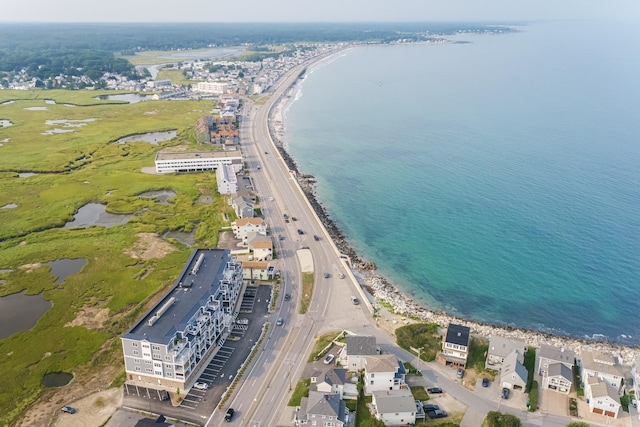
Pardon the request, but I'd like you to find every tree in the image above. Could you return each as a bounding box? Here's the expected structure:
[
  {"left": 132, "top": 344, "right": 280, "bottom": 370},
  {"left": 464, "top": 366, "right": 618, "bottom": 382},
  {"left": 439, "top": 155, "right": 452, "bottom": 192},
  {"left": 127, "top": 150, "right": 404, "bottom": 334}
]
[{"left": 485, "top": 411, "right": 522, "bottom": 427}]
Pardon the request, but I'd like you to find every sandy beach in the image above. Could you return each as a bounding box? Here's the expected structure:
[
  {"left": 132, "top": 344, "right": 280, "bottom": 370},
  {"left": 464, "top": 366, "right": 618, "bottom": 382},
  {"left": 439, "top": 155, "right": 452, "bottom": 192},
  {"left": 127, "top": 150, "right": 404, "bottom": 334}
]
[{"left": 267, "top": 47, "right": 639, "bottom": 365}]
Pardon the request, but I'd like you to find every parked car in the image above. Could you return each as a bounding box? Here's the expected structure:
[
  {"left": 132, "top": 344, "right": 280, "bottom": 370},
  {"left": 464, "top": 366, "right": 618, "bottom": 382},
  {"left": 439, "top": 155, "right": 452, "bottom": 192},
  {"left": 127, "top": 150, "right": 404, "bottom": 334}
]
[
  {"left": 279, "top": 235, "right": 285, "bottom": 240},
  {"left": 276, "top": 317, "right": 283, "bottom": 326},
  {"left": 283, "top": 213, "right": 289, "bottom": 219},
  {"left": 427, "top": 409, "right": 448, "bottom": 419},
  {"left": 160, "top": 390, "right": 170, "bottom": 401},
  {"left": 427, "top": 387, "right": 443, "bottom": 394},
  {"left": 284, "top": 293, "right": 291, "bottom": 301},
  {"left": 257, "top": 165, "right": 261, "bottom": 170},
  {"left": 324, "top": 354, "right": 335, "bottom": 365},
  {"left": 291, "top": 216, "right": 297, "bottom": 221},
  {"left": 193, "top": 382, "right": 209, "bottom": 390},
  {"left": 225, "top": 408, "right": 235, "bottom": 422},
  {"left": 482, "top": 377, "right": 490, "bottom": 387},
  {"left": 324, "top": 272, "right": 330, "bottom": 278},
  {"left": 297, "top": 229, "right": 304, "bottom": 235},
  {"left": 313, "top": 235, "right": 320, "bottom": 241},
  {"left": 501, "top": 387, "right": 510, "bottom": 399},
  {"left": 423, "top": 404, "right": 440, "bottom": 411},
  {"left": 457, "top": 368, "right": 464, "bottom": 378},
  {"left": 351, "top": 296, "right": 360, "bottom": 305},
  {"left": 61, "top": 406, "right": 76, "bottom": 414}
]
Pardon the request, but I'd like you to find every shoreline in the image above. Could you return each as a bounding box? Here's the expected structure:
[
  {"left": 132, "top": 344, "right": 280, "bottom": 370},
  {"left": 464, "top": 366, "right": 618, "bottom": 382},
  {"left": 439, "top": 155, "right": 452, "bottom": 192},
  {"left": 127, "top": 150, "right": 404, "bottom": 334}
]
[{"left": 265, "top": 48, "right": 639, "bottom": 363}]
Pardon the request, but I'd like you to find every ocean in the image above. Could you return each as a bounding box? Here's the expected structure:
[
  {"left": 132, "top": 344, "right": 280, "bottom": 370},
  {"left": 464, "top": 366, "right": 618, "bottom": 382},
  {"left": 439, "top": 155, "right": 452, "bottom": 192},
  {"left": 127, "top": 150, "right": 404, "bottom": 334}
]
[{"left": 283, "top": 21, "right": 640, "bottom": 343}]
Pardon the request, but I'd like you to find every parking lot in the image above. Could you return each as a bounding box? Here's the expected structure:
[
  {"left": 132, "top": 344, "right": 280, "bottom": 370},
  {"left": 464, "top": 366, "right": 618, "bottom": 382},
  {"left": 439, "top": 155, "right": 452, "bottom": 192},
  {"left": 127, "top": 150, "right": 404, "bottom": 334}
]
[{"left": 122, "top": 284, "right": 272, "bottom": 425}]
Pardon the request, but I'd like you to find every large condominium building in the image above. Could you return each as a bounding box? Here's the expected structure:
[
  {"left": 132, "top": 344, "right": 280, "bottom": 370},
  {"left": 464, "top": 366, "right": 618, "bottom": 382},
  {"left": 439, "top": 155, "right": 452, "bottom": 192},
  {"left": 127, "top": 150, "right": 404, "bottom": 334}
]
[
  {"left": 121, "top": 249, "right": 243, "bottom": 393},
  {"left": 154, "top": 150, "right": 243, "bottom": 174}
]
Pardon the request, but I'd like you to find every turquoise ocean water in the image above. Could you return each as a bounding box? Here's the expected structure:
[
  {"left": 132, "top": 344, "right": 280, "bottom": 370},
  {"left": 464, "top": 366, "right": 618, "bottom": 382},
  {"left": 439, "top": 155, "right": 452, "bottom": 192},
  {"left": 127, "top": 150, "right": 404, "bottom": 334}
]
[{"left": 284, "top": 21, "right": 640, "bottom": 343}]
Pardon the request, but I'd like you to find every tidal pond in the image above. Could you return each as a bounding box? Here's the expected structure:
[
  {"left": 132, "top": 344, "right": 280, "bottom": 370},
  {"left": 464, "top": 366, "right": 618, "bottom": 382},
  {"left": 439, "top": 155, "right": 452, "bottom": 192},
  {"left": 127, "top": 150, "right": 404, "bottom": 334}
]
[
  {"left": 46, "top": 258, "right": 86, "bottom": 284},
  {"left": 0, "top": 291, "right": 52, "bottom": 340},
  {"left": 64, "top": 203, "right": 131, "bottom": 228}
]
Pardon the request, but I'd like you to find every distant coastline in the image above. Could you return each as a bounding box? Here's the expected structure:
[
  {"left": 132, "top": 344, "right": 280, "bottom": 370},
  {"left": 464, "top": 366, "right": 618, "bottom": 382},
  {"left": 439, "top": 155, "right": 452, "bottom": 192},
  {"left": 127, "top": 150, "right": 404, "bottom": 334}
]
[{"left": 265, "top": 43, "right": 639, "bottom": 362}]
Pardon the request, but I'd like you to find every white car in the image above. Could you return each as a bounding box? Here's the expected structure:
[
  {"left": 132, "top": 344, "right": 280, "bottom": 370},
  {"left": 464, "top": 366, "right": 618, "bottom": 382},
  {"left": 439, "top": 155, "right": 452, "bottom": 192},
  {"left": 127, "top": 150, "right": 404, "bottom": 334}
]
[
  {"left": 324, "top": 354, "right": 335, "bottom": 365},
  {"left": 193, "top": 382, "right": 209, "bottom": 390}
]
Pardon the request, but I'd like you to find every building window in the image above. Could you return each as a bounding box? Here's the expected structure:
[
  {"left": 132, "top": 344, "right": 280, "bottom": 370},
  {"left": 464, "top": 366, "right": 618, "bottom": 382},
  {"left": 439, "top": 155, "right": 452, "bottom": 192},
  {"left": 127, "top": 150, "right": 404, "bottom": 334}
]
[
  {"left": 152, "top": 345, "right": 160, "bottom": 351},
  {"left": 133, "top": 350, "right": 139, "bottom": 356},
  {"left": 165, "top": 355, "right": 172, "bottom": 362},
  {"left": 145, "top": 368, "right": 152, "bottom": 373},
  {"left": 132, "top": 342, "right": 138, "bottom": 347},
  {"left": 142, "top": 343, "right": 150, "bottom": 349},
  {"left": 134, "top": 358, "right": 140, "bottom": 364},
  {"left": 144, "top": 360, "right": 152, "bottom": 365},
  {"left": 135, "top": 366, "right": 141, "bottom": 372}
]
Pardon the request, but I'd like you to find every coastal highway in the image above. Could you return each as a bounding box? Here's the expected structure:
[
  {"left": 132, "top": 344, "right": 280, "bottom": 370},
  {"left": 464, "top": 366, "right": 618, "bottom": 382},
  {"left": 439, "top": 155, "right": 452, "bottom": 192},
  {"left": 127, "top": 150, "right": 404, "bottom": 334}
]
[{"left": 203, "top": 54, "right": 377, "bottom": 426}]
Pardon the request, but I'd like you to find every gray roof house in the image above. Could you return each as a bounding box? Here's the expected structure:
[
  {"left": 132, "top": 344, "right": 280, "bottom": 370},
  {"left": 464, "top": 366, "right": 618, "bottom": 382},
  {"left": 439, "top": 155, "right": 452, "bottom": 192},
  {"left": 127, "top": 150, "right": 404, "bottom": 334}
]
[
  {"left": 586, "top": 376, "right": 621, "bottom": 418},
  {"left": 342, "top": 335, "right": 377, "bottom": 371},
  {"left": 296, "top": 391, "right": 347, "bottom": 427},
  {"left": 372, "top": 389, "right": 416, "bottom": 426},
  {"left": 316, "top": 368, "right": 347, "bottom": 398},
  {"left": 500, "top": 350, "right": 528, "bottom": 390},
  {"left": 231, "top": 195, "right": 254, "bottom": 219},
  {"left": 544, "top": 362, "right": 573, "bottom": 394},
  {"left": 486, "top": 336, "right": 526, "bottom": 370},
  {"left": 537, "top": 344, "right": 575, "bottom": 376}
]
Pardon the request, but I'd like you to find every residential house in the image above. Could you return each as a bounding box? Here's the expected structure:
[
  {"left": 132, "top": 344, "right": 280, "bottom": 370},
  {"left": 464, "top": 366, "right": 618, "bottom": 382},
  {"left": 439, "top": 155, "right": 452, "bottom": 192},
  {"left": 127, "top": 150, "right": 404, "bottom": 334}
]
[
  {"left": 371, "top": 389, "right": 416, "bottom": 426},
  {"left": 579, "top": 350, "right": 623, "bottom": 392},
  {"left": 585, "top": 377, "right": 621, "bottom": 418},
  {"left": 364, "top": 354, "right": 407, "bottom": 394},
  {"left": 486, "top": 336, "right": 526, "bottom": 371},
  {"left": 231, "top": 195, "right": 254, "bottom": 219},
  {"left": 232, "top": 218, "right": 266, "bottom": 245},
  {"left": 537, "top": 344, "right": 575, "bottom": 377},
  {"left": 296, "top": 391, "right": 347, "bottom": 427},
  {"left": 248, "top": 236, "right": 273, "bottom": 261},
  {"left": 241, "top": 260, "right": 275, "bottom": 281},
  {"left": 437, "top": 323, "right": 470, "bottom": 368},
  {"left": 340, "top": 335, "right": 377, "bottom": 371},
  {"left": 315, "top": 368, "right": 357, "bottom": 400},
  {"left": 500, "top": 350, "right": 528, "bottom": 390},
  {"left": 545, "top": 362, "right": 573, "bottom": 394},
  {"left": 215, "top": 164, "right": 237, "bottom": 195}
]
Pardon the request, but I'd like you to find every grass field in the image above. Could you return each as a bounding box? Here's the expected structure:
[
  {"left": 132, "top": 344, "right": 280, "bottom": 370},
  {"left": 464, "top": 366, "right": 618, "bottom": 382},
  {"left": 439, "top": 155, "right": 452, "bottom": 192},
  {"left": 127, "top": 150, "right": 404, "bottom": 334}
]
[{"left": 0, "top": 89, "right": 230, "bottom": 425}]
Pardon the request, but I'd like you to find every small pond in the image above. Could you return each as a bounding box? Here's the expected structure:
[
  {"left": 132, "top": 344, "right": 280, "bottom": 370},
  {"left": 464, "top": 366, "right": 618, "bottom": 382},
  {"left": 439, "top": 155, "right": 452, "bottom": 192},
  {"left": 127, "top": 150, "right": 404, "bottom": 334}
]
[
  {"left": 42, "top": 372, "right": 74, "bottom": 387},
  {"left": 1, "top": 203, "right": 17, "bottom": 209},
  {"left": 24, "top": 106, "right": 49, "bottom": 111},
  {"left": 163, "top": 229, "right": 196, "bottom": 247},
  {"left": 45, "top": 99, "right": 56, "bottom": 105},
  {"left": 18, "top": 172, "right": 37, "bottom": 178},
  {"left": 115, "top": 130, "right": 177, "bottom": 145},
  {"left": 139, "top": 190, "right": 177, "bottom": 204},
  {"left": 0, "top": 119, "right": 13, "bottom": 127},
  {"left": 64, "top": 203, "right": 131, "bottom": 228},
  {"left": 0, "top": 290, "right": 52, "bottom": 339},
  {"left": 46, "top": 258, "right": 87, "bottom": 284},
  {"left": 96, "top": 93, "right": 150, "bottom": 103}
]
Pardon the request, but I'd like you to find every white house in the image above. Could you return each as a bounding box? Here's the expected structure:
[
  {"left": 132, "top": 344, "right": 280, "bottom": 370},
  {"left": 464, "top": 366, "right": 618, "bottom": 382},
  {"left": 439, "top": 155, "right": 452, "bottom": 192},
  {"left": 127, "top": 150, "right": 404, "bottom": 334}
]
[
  {"left": 371, "top": 389, "right": 416, "bottom": 426},
  {"left": 241, "top": 260, "right": 275, "bottom": 281},
  {"left": 340, "top": 335, "right": 377, "bottom": 371},
  {"left": 500, "top": 350, "right": 528, "bottom": 390},
  {"left": 315, "top": 368, "right": 357, "bottom": 400},
  {"left": 232, "top": 218, "right": 267, "bottom": 245},
  {"left": 364, "top": 354, "right": 407, "bottom": 394},
  {"left": 486, "top": 336, "right": 526, "bottom": 370},
  {"left": 215, "top": 164, "right": 237, "bottom": 195},
  {"left": 579, "top": 350, "right": 623, "bottom": 392},
  {"left": 585, "top": 376, "right": 621, "bottom": 418},
  {"left": 437, "top": 323, "right": 470, "bottom": 368},
  {"left": 231, "top": 195, "right": 254, "bottom": 219},
  {"left": 248, "top": 236, "right": 272, "bottom": 261}
]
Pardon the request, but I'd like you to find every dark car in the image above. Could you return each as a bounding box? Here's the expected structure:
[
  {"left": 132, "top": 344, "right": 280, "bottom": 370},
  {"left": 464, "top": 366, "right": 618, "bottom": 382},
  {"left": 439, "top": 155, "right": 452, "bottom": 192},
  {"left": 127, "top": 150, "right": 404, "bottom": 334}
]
[
  {"left": 284, "top": 293, "right": 291, "bottom": 301},
  {"left": 501, "top": 387, "right": 510, "bottom": 399},
  {"left": 427, "top": 387, "right": 443, "bottom": 394},
  {"left": 313, "top": 235, "right": 320, "bottom": 241},
  {"left": 61, "top": 406, "right": 76, "bottom": 414},
  {"left": 427, "top": 409, "right": 448, "bottom": 419},
  {"left": 482, "top": 377, "right": 490, "bottom": 387},
  {"left": 160, "top": 390, "right": 170, "bottom": 401},
  {"left": 291, "top": 216, "right": 297, "bottom": 221},
  {"left": 324, "top": 272, "right": 330, "bottom": 278},
  {"left": 225, "top": 408, "right": 234, "bottom": 421},
  {"left": 423, "top": 404, "right": 440, "bottom": 411},
  {"left": 457, "top": 368, "right": 464, "bottom": 378},
  {"left": 297, "top": 229, "right": 304, "bottom": 235}
]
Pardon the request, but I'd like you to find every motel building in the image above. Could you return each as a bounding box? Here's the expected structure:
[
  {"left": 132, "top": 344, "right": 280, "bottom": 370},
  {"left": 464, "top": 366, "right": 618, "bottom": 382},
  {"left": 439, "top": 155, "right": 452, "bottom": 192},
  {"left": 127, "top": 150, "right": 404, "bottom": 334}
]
[
  {"left": 121, "top": 249, "right": 243, "bottom": 393},
  {"left": 154, "top": 150, "right": 243, "bottom": 174}
]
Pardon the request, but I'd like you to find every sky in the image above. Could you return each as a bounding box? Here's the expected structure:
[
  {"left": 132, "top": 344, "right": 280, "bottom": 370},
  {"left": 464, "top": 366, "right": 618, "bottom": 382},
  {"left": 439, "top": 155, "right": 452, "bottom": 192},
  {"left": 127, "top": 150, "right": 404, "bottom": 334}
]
[{"left": 2, "top": 0, "right": 639, "bottom": 23}]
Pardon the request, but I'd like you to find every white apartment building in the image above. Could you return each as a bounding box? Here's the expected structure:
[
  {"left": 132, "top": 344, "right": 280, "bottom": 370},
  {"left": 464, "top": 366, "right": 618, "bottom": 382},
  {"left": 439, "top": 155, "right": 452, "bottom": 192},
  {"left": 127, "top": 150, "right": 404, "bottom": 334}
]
[
  {"left": 154, "top": 150, "right": 242, "bottom": 174},
  {"left": 121, "top": 249, "right": 243, "bottom": 393},
  {"left": 195, "top": 81, "right": 230, "bottom": 94}
]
